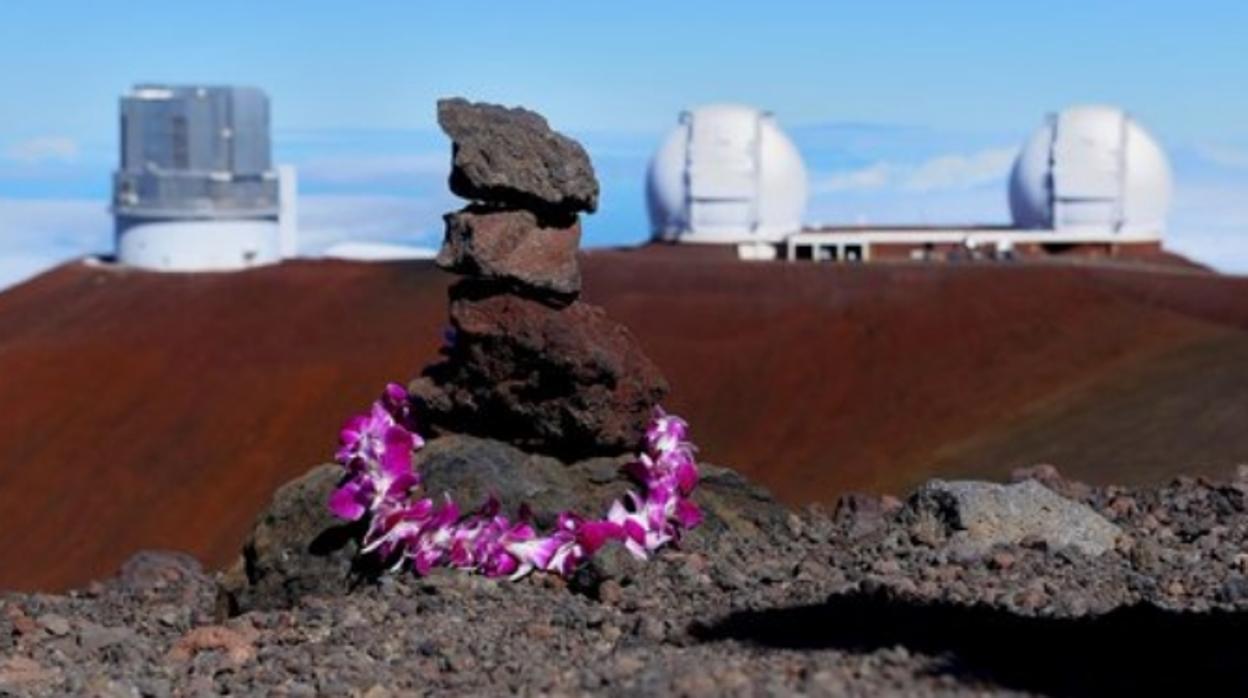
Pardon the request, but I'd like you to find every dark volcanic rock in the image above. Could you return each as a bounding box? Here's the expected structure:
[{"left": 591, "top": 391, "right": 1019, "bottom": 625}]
[
  {"left": 220, "top": 436, "right": 787, "bottom": 613},
  {"left": 437, "top": 206, "right": 581, "bottom": 299},
  {"left": 418, "top": 98, "right": 664, "bottom": 459},
  {"left": 413, "top": 286, "right": 669, "bottom": 459},
  {"left": 416, "top": 434, "right": 787, "bottom": 540},
  {"left": 218, "top": 464, "right": 368, "bottom": 614},
  {"left": 437, "top": 97, "right": 599, "bottom": 216}
]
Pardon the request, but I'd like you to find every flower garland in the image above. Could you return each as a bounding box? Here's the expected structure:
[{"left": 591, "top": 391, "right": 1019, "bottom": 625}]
[{"left": 328, "top": 383, "right": 702, "bottom": 579}]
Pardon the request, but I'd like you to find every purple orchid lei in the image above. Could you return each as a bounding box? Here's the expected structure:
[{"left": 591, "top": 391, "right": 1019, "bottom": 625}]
[{"left": 328, "top": 383, "right": 702, "bottom": 579}]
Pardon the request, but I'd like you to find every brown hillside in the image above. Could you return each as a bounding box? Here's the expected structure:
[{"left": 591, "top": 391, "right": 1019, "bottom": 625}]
[{"left": 2, "top": 246, "right": 1247, "bottom": 591}]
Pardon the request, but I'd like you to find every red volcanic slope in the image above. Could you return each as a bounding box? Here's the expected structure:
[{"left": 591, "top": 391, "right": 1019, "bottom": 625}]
[{"left": 2, "top": 247, "right": 1247, "bottom": 591}]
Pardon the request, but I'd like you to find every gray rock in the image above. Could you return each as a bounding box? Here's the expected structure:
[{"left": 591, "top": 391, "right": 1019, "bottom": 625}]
[
  {"left": 110, "top": 550, "right": 203, "bottom": 595},
  {"left": 417, "top": 434, "right": 789, "bottom": 540},
  {"left": 904, "top": 479, "right": 1122, "bottom": 558},
  {"left": 76, "top": 623, "right": 134, "bottom": 653},
  {"left": 217, "top": 464, "right": 367, "bottom": 615},
  {"left": 38, "top": 614, "right": 70, "bottom": 637},
  {"left": 222, "top": 436, "right": 791, "bottom": 611},
  {"left": 437, "top": 97, "right": 598, "bottom": 216}
]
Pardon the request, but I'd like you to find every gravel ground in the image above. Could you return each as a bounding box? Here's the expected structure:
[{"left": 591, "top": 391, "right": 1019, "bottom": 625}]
[{"left": 5, "top": 467, "right": 1248, "bottom": 696}]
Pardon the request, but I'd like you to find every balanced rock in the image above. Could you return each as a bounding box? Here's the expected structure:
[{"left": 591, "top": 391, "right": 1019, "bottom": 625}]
[
  {"left": 438, "top": 97, "right": 599, "bottom": 216},
  {"left": 411, "top": 284, "right": 669, "bottom": 459},
  {"left": 903, "top": 479, "right": 1122, "bottom": 558},
  {"left": 437, "top": 206, "right": 581, "bottom": 299}
]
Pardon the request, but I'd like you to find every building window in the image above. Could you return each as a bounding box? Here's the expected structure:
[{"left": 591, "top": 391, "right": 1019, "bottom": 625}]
[{"left": 171, "top": 116, "right": 189, "bottom": 169}]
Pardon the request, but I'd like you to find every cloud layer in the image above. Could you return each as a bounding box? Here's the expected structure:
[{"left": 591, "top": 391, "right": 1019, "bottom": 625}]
[
  {"left": 0, "top": 194, "right": 448, "bottom": 291},
  {"left": 4, "top": 136, "right": 80, "bottom": 164},
  {"left": 811, "top": 147, "right": 1017, "bottom": 193}
]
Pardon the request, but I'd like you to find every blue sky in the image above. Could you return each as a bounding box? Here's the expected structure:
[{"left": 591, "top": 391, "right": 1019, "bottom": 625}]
[{"left": 0, "top": 1, "right": 1245, "bottom": 286}]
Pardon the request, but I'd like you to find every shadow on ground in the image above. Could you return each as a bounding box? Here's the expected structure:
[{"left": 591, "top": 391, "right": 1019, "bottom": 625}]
[{"left": 692, "top": 589, "right": 1248, "bottom": 696}]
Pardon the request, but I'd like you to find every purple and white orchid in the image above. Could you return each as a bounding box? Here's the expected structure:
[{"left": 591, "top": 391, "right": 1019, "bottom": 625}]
[{"left": 327, "top": 384, "right": 702, "bottom": 580}]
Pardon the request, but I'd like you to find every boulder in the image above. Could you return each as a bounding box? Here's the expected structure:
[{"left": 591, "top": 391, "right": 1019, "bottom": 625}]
[
  {"left": 834, "top": 492, "right": 903, "bottom": 540},
  {"left": 221, "top": 436, "right": 790, "bottom": 612},
  {"left": 416, "top": 434, "right": 788, "bottom": 540},
  {"left": 437, "top": 206, "right": 581, "bottom": 299},
  {"left": 437, "top": 97, "right": 598, "bottom": 216},
  {"left": 412, "top": 285, "right": 669, "bottom": 459},
  {"left": 903, "top": 479, "right": 1122, "bottom": 558},
  {"left": 217, "top": 464, "right": 371, "bottom": 614}
]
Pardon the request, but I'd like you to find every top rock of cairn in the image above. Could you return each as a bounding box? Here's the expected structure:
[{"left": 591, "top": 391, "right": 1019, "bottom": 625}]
[{"left": 437, "top": 98, "right": 599, "bottom": 217}]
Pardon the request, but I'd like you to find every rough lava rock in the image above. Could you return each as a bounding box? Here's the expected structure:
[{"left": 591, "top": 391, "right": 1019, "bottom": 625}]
[
  {"left": 903, "top": 478, "right": 1123, "bottom": 558},
  {"left": 217, "top": 464, "right": 368, "bottom": 614},
  {"left": 222, "top": 435, "right": 788, "bottom": 613},
  {"left": 412, "top": 285, "right": 669, "bottom": 459},
  {"left": 417, "top": 97, "right": 667, "bottom": 458},
  {"left": 437, "top": 206, "right": 581, "bottom": 299},
  {"left": 416, "top": 434, "right": 788, "bottom": 542},
  {"left": 438, "top": 97, "right": 599, "bottom": 216}
]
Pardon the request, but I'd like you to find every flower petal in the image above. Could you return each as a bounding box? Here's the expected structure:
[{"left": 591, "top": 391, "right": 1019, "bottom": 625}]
[
  {"left": 675, "top": 498, "right": 703, "bottom": 529},
  {"left": 328, "top": 480, "right": 367, "bottom": 520}
]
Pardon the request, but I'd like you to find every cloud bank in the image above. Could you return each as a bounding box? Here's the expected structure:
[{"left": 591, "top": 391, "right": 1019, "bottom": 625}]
[
  {"left": 5, "top": 136, "right": 81, "bottom": 164},
  {"left": 0, "top": 194, "right": 448, "bottom": 291},
  {"left": 811, "top": 146, "right": 1017, "bottom": 193}
]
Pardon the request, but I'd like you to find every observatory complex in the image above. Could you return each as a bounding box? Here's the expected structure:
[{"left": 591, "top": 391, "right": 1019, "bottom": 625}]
[
  {"left": 647, "top": 104, "right": 1174, "bottom": 263},
  {"left": 112, "top": 85, "right": 297, "bottom": 271}
]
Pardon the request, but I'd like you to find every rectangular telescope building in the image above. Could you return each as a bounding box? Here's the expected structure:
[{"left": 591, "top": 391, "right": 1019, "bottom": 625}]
[{"left": 112, "top": 85, "right": 296, "bottom": 271}]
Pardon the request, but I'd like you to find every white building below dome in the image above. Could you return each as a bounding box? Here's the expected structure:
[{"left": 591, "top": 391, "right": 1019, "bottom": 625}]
[{"left": 647, "top": 104, "right": 808, "bottom": 246}]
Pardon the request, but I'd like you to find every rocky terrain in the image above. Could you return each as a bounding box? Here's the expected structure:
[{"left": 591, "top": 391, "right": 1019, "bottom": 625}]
[{"left": 6, "top": 466, "right": 1248, "bottom": 696}]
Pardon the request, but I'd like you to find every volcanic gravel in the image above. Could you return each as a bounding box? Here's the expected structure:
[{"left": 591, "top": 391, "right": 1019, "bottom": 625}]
[{"left": 5, "top": 469, "right": 1248, "bottom": 696}]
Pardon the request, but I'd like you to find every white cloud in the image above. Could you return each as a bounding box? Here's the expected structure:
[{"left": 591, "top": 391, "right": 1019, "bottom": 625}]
[
  {"left": 0, "top": 193, "right": 455, "bottom": 291},
  {"left": 0, "top": 198, "right": 111, "bottom": 289},
  {"left": 296, "top": 153, "right": 448, "bottom": 183},
  {"left": 811, "top": 163, "right": 893, "bottom": 192},
  {"left": 811, "top": 146, "right": 1017, "bottom": 195},
  {"left": 1193, "top": 142, "right": 1248, "bottom": 170},
  {"left": 1168, "top": 181, "right": 1248, "bottom": 274},
  {"left": 5, "top": 136, "right": 80, "bottom": 164},
  {"left": 297, "top": 194, "right": 449, "bottom": 253},
  {"left": 901, "top": 147, "right": 1016, "bottom": 192}
]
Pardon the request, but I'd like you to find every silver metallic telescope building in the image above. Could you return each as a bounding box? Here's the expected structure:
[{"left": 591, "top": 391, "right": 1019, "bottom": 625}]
[{"left": 112, "top": 85, "right": 297, "bottom": 271}]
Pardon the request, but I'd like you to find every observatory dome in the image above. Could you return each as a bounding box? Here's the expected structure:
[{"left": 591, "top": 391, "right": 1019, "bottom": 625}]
[
  {"left": 1009, "top": 105, "right": 1172, "bottom": 236},
  {"left": 647, "top": 104, "right": 807, "bottom": 243},
  {"left": 112, "top": 85, "right": 296, "bottom": 271}
]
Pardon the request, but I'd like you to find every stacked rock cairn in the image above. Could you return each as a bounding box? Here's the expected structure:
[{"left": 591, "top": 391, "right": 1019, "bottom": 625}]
[{"left": 410, "top": 98, "right": 669, "bottom": 460}]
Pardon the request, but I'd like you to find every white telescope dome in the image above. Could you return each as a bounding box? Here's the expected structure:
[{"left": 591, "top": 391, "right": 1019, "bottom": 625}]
[
  {"left": 1009, "top": 105, "right": 1172, "bottom": 236},
  {"left": 647, "top": 104, "right": 807, "bottom": 243}
]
